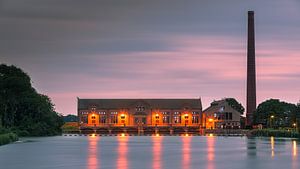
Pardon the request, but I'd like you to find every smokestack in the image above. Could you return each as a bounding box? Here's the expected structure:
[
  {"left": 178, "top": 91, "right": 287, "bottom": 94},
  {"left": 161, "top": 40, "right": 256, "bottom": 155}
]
[{"left": 246, "top": 11, "right": 256, "bottom": 126}]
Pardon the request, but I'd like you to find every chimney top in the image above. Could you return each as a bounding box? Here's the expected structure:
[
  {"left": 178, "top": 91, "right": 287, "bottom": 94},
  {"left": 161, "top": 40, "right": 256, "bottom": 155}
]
[{"left": 248, "top": 11, "right": 254, "bottom": 14}]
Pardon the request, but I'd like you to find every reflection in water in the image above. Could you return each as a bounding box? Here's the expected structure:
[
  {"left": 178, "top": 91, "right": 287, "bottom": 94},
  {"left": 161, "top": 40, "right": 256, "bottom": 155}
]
[
  {"left": 271, "top": 137, "right": 275, "bottom": 157},
  {"left": 182, "top": 136, "right": 191, "bottom": 169},
  {"left": 246, "top": 138, "right": 257, "bottom": 157},
  {"left": 87, "top": 136, "right": 99, "bottom": 169},
  {"left": 293, "top": 140, "right": 297, "bottom": 157},
  {"left": 207, "top": 136, "right": 215, "bottom": 169},
  {"left": 117, "top": 136, "right": 129, "bottom": 169},
  {"left": 152, "top": 135, "right": 163, "bottom": 169}
]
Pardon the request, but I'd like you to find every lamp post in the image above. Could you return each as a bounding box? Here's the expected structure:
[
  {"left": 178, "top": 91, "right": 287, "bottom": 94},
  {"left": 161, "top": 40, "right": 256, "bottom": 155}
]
[{"left": 270, "top": 115, "right": 274, "bottom": 128}]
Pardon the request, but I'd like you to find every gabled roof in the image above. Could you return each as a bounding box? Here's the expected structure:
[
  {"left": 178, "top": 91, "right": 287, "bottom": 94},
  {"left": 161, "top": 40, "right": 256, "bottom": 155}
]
[
  {"left": 203, "top": 99, "right": 239, "bottom": 114},
  {"left": 78, "top": 98, "right": 202, "bottom": 110}
]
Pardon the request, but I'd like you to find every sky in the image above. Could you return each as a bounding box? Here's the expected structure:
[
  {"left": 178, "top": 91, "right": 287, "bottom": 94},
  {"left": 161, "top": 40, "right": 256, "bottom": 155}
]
[{"left": 1, "top": 0, "right": 300, "bottom": 115}]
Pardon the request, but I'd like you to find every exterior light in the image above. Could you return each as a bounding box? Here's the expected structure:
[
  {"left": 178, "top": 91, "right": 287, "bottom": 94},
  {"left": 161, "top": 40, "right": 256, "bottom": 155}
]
[
  {"left": 91, "top": 134, "right": 96, "bottom": 137},
  {"left": 293, "top": 123, "right": 296, "bottom": 127},
  {"left": 155, "top": 133, "right": 160, "bottom": 137},
  {"left": 184, "top": 114, "right": 188, "bottom": 119},
  {"left": 185, "top": 133, "right": 189, "bottom": 137},
  {"left": 121, "top": 133, "right": 125, "bottom": 137},
  {"left": 120, "top": 114, "right": 125, "bottom": 119},
  {"left": 270, "top": 115, "right": 274, "bottom": 118},
  {"left": 92, "top": 114, "right": 95, "bottom": 117},
  {"left": 155, "top": 114, "right": 159, "bottom": 119},
  {"left": 208, "top": 118, "right": 213, "bottom": 122}
]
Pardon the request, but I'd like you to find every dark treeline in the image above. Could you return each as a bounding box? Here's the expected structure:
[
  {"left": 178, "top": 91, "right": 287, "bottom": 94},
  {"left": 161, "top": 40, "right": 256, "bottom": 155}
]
[
  {"left": 254, "top": 99, "right": 300, "bottom": 129},
  {"left": 0, "top": 64, "right": 63, "bottom": 136}
]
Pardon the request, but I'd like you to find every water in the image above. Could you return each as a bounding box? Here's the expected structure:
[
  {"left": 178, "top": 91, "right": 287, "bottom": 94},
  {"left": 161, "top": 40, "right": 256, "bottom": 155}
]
[{"left": 0, "top": 136, "right": 298, "bottom": 169}]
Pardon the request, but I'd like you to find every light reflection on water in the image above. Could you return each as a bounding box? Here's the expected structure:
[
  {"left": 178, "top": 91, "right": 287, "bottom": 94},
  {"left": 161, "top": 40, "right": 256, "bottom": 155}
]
[
  {"left": 182, "top": 135, "right": 191, "bottom": 169},
  {"left": 207, "top": 135, "right": 215, "bottom": 169},
  {"left": 152, "top": 135, "right": 163, "bottom": 169},
  {"left": 117, "top": 135, "right": 129, "bottom": 169},
  {"left": 0, "top": 136, "right": 299, "bottom": 169},
  {"left": 87, "top": 135, "right": 99, "bottom": 169}
]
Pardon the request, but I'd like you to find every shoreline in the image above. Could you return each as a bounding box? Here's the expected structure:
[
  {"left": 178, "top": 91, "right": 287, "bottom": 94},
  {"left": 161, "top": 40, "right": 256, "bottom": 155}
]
[{"left": 0, "top": 133, "right": 18, "bottom": 146}]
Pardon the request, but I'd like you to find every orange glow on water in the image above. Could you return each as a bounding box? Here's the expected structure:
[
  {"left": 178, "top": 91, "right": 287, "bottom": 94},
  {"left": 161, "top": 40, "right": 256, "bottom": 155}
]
[
  {"left": 152, "top": 135, "right": 163, "bottom": 169},
  {"left": 117, "top": 135, "right": 129, "bottom": 169},
  {"left": 155, "top": 133, "right": 160, "bottom": 137},
  {"left": 207, "top": 136, "right": 215, "bottom": 169},
  {"left": 87, "top": 136, "right": 99, "bottom": 169},
  {"left": 271, "top": 136, "right": 275, "bottom": 157},
  {"left": 182, "top": 136, "right": 191, "bottom": 169},
  {"left": 293, "top": 140, "right": 297, "bottom": 157}
]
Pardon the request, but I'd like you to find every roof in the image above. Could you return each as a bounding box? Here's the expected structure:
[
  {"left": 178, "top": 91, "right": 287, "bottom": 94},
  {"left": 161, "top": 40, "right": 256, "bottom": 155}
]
[
  {"left": 78, "top": 98, "right": 202, "bottom": 110},
  {"left": 203, "top": 99, "right": 239, "bottom": 114}
]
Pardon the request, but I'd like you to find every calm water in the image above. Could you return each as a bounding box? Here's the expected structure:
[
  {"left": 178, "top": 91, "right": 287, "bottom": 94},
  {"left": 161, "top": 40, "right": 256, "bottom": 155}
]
[{"left": 0, "top": 136, "right": 299, "bottom": 169}]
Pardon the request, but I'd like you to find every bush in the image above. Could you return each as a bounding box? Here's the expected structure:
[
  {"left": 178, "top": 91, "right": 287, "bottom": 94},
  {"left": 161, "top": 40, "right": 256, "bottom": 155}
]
[
  {"left": 250, "top": 129, "right": 299, "bottom": 138},
  {"left": 0, "top": 133, "right": 18, "bottom": 146}
]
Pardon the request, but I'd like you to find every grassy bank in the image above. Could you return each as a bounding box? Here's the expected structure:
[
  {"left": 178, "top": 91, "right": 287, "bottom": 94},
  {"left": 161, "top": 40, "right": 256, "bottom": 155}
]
[
  {"left": 0, "top": 133, "right": 18, "bottom": 146},
  {"left": 249, "top": 129, "right": 299, "bottom": 138}
]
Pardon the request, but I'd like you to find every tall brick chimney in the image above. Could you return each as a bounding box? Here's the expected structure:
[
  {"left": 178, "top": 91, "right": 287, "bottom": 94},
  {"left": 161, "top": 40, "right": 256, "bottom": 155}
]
[{"left": 246, "top": 11, "right": 256, "bottom": 126}]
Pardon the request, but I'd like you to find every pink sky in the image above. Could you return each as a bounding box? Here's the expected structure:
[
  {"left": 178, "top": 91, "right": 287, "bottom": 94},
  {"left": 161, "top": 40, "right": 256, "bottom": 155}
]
[{"left": 1, "top": 0, "right": 300, "bottom": 115}]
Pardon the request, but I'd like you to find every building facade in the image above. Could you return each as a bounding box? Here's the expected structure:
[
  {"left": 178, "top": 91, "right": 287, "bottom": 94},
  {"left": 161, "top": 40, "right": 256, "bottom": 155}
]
[
  {"left": 78, "top": 98, "right": 202, "bottom": 127},
  {"left": 203, "top": 99, "right": 241, "bottom": 129}
]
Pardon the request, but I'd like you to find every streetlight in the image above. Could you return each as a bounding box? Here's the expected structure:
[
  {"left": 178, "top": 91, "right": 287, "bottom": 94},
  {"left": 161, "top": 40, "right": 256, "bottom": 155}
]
[{"left": 270, "top": 115, "right": 275, "bottom": 128}]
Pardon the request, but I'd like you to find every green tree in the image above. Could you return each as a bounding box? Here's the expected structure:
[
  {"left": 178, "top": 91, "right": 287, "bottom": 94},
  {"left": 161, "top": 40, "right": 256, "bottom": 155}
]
[
  {"left": 254, "top": 99, "right": 297, "bottom": 128},
  {"left": 0, "top": 64, "right": 63, "bottom": 136},
  {"left": 225, "top": 98, "right": 245, "bottom": 114}
]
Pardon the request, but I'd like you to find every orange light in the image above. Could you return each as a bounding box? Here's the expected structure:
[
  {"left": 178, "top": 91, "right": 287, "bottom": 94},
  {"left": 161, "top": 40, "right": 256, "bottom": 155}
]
[
  {"left": 208, "top": 133, "right": 214, "bottom": 137},
  {"left": 185, "top": 114, "right": 188, "bottom": 117},
  {"left": 92, "top": 114, "right": 95, "bottom": 117},
  {"left": 121, "top": 133, "right": 125, "bottom": 137},
  {"left": 208, "top": 118, "right": 213, "bottom": 122},
  {"left": 155, "top": 114, "right": 159, "bottom": 117},
  {"left": 121, "top": 114, "right": 125, "bottom": 117},
  {"left": 185, "top": 133, "right": 189, "bottom": 137},
  {"left": 155, "top": 133, "right": 160, "bottom": 137},
  {"left": 91, "top": 134, "right": 96, "bottom": 137}
]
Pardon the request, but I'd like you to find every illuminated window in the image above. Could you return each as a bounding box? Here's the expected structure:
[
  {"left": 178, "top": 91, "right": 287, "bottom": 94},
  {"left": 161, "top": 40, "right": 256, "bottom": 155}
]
[
  {"left": 174, "top": 116, "right": 181, "bottom": 123},
  {"left": 192, "top": 116, "right": 199, "bottom": 123},
  {"left": 99, "top": 111, "right": 106, "bottom": 115},
  {"left": 163, "top": 116, "right": 170, "bottom": 123}
]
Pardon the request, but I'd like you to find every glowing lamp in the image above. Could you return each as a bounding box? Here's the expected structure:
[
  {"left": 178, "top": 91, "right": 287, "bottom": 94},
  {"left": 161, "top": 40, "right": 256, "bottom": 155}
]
[
  {"left": 270, "top": 115, "right": 274, "bottom": 118},
  {"left": 208, "top": 118, "right": 213, "bottom": 122}
]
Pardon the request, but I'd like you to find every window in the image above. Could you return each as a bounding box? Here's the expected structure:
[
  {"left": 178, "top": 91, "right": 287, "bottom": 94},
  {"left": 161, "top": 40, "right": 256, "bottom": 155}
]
[
  {"left": 111, "top": 111, "right": 118, "bottom": 115},
  {"left": 229, "top": 113, "right": 232, "bottom": 120},
  {"left": 174, "top": 112, "right": 181, "bottom": 123},
  {"left": 163, "top": 116, "right": 170, "bottom": 123},
  {"left": 135, "top": 105, "right": 145, "bottom": 111},
  {"left": 174, "top": 116, "right": 181, "bottom": 123},
  {"left": 192, "top": 116, "right": 199, "bottom": 123},
  {"left": 110, "top": 115, "right": 118, "bottom": 124},
  {"left": 192, "top": 111, "right": 199, "bottom": 115},
  {"left": 91, "top": 116, "right": 96, "bottom": 119},
  {"left": 100, "top": 116, "right": 106, "bottom": 124},
  {"left": 82, "top": 116, "right": 88, "bottom": 123},
  {"left": 99, "top": 111, "right": 106, "bottom": 115}
]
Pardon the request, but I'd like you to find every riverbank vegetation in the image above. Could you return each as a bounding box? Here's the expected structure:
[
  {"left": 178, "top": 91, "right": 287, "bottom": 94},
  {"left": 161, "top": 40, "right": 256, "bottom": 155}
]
[
  {"left": 0, "top": 132, "right": 18, "bottom": 146},
  {"left": 253, "top": 99, "right": 300, "bottom": 132},
  {"left": 0, "top": 64, "right": 63, "bottom": 138},
  {"left": 249, "top": 129, "right": 299, "bottom": 138}
]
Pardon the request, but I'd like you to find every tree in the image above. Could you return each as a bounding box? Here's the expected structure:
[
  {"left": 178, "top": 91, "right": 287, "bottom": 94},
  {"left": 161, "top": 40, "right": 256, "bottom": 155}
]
[
  {"left": 225, "top": 98, "right": 245, "bottom": 114},
  {"left": 0, "top": 64, "right": 63, "bottom": 136},
  {"left": 254, "top": 99, "right": 297, "bottom": 128}
]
